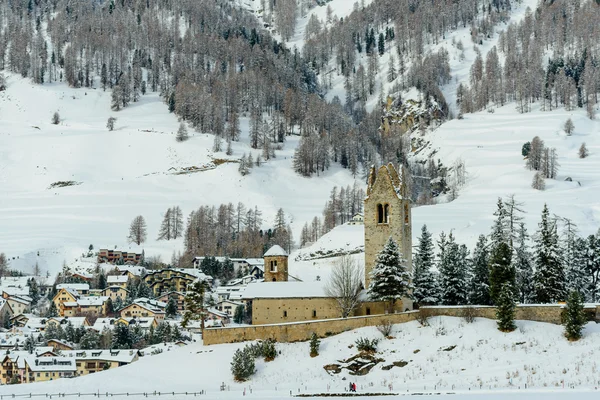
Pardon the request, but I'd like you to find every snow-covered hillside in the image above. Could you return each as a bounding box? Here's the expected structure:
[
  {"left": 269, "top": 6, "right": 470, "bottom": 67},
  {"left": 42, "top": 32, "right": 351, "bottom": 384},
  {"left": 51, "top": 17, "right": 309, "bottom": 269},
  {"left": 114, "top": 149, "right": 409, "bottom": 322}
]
[
  {"left": 2, "top": 317, "right": 600, "bottom": 399},
  {"left": 0, "top": 76, "right": 358, "bottom": 275}
]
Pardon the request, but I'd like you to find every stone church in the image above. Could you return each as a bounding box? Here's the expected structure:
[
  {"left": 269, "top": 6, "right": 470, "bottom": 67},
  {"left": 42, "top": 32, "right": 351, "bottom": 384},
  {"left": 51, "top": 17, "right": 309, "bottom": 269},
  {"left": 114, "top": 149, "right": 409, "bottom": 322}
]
[{"left": 242, "top": 163, "right": 412, "bottom": 325}]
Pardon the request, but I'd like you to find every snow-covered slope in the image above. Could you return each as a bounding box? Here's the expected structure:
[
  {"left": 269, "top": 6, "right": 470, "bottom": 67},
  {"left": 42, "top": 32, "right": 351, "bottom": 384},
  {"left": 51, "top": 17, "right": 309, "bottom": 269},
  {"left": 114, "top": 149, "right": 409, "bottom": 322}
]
[
  {"left": 410, "top": 105, "right": 600, "bottom": 248},
  {"left": 2, "top": 317, "right": 600, "bottom": 399},
  {"left": 0, "top": 76, "right": 358, "bottom": 275}
]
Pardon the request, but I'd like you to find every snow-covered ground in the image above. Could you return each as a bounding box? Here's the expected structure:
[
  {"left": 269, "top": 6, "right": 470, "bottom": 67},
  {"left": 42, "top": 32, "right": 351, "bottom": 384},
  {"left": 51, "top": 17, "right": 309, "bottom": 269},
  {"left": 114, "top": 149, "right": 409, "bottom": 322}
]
[
  {"left": 2, "top": 317, "right": 600, "bottom": 399},
  {"left": 0, "top": 76, "right": 358, "bottom": 276}
]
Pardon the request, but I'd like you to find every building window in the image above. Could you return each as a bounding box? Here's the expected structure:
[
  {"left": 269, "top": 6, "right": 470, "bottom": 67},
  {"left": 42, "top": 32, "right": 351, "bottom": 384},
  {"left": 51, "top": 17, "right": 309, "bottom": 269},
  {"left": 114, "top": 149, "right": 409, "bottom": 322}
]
[
  {"left": 377, "top": 204, "right": 390, "bottom": 224},
  {"left": 312, "top": 310, "right": 317, "bottom": 318},
  {"left": 404, "top": 203, "right": 409, "bottom": 224},
  {"left": 366, "top": 307, "right": 371, "bottom": 316},
  {"left": 283, "top": 311, "right": 287, "bottom": 318},
  {"left": 272, "top": 277, "right": 276, "bottom": 282},
  {"left": 270, "top": 260, "right": 277, "bottom": 272}
]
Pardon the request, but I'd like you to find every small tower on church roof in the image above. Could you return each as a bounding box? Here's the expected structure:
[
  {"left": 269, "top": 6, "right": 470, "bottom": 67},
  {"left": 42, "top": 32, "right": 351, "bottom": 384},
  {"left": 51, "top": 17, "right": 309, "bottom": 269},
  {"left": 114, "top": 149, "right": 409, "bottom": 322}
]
[{"left": 263, "top": 245, "right": 288, "bottom": 282}]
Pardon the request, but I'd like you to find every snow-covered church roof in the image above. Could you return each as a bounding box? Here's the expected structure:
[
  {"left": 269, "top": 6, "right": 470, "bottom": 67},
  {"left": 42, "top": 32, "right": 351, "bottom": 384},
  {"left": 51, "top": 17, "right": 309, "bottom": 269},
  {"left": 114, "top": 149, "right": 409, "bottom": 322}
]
[{"left": 264, "top": 245, "right": 288, "bottom": 257}]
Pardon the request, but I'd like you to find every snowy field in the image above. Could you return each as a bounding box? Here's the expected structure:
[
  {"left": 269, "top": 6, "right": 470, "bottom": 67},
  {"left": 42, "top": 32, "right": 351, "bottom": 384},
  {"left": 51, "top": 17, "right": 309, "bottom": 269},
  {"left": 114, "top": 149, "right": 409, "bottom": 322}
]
[
  {"left": 1, "top": 317, "right": 600, "bottom": 399},
  {"left": 0, "top": 76, "right": 358, "bottom": 275}
]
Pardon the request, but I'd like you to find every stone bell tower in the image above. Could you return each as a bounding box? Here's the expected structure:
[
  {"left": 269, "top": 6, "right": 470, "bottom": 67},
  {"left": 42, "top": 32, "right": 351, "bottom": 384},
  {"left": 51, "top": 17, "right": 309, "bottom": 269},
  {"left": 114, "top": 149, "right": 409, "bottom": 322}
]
[
  {"left": 263, "top": 245, "right": 289, "bottom": 282},
  {"left": 364, "top": 163, "right": 412, "bottom": 307}
]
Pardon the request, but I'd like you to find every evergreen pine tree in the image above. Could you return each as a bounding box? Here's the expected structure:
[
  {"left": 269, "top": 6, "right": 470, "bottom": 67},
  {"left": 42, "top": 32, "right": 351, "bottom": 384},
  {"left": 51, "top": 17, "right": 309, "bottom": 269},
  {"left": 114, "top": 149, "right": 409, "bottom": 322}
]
[
  {"left": 24, "top": 335, "right": 35, "bottom": 354},
  {"left": 136, "top": 279, "right": 152, "bottom": 299},
  {"left": 181, "top": 280, "right": 211, "bottom": 331},
  {"left": 309, "top": 332, "right": 320, "bottom": 357},
  {"left": 490, "top": 198, "right": 508, "bottom": 248},
  {"left": 564, "top": 290, "right": 586, "bottom": 341},
  {"left": 489, "top": 242, "right": 515, "bottom": 305},
  {"left": 166, "top": 297, "right": 178, "bottom": 317},
  {"left": 46, "top": 302, "right": 58, "bottom": 317},
  {"left": 231, "top": 348, "right": 255, "bottom": 382},
  {"left": 469, "top": 235, "right": 491, "bottom": 305},
  {"left": 413, "top": 225, "right": 440, "bottom": 306},
  {"left": 367, "top": 236, "right": 413, "bottom": 312},
  {"left": 496, "top": 283, "right": 516, "bottom": 332},
  {"left": 263, "top": 340, "right": 276, "bottom": 361},
  {"left": 438, "top": 233, "right": 468, "bottom": 305},
  {"left": 97, "top": 272, "right": 107, "bottom": 290},
  {"left": 533, "top": 204, "right": 565, "bottom": 303},
  {"left": 233, "top": 304, "right": 244, "bottom": 324},
  {"left": 64, "top": 322, "right": 76, "bottom": 342},
  {"left": 79, "top": 329, "right": 100, "bottom": 349},
  {"left": 105, "top": 297, "right": 114, "bottom": 315},
  {"left": 566, "top": 237, "right": 590, "bottom": 300},
  {"left": 112, "top": 323, "right": 132, "bottom": 349},
  {"left": 514, "top": 223, "right": 534, "bottom": 303},
  {"left": 28, "top": 279, "right": 40, "bottom": 306}
]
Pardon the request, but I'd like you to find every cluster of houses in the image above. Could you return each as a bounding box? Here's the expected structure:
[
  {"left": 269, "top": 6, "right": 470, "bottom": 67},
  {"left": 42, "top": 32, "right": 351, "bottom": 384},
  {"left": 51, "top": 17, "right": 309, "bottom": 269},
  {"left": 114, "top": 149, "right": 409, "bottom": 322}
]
[
  {"left": 0, "top": 346, "right": 142, "bottom": 384},
  {"left": 0, "top": 244, "right": 306, "bottom": 385}
]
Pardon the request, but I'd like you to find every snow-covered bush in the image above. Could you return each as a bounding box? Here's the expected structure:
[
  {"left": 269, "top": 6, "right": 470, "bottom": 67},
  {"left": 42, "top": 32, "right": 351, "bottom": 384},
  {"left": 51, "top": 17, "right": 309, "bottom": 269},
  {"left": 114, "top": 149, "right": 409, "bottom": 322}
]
[
  {"left": 376, "top": 320, "right": 393, "bottom": 337},
  {"left": 355, "top": 337, "right": 379, "bottom": 353},
  {"left": 231, "top": 348, "right": 255, "bottom": 382}
]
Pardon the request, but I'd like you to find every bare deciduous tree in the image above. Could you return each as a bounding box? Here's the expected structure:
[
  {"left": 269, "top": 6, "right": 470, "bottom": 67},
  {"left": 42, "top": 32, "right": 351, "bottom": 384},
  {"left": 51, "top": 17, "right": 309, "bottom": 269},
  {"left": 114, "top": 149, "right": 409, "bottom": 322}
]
[
  {"left": 579, "top": 143, "right": 589, "bottom": 159},
  {"left": 0, "top": 253, "right": 7, "bottom": 278},
  {"left": 564, "top": 118, "right": 575, "bottom": 136},
  {"left": 106, "top": 117, "right": 116, "bottom": 131},
  {"left": 324, "top": 255, "right": 364, "bottom": 318},
  {"left": 532, "top": 172, "right": 545, "bottom": 191},
  {"left": 128, "top": 215, "right": 147, "bottom": 245},
  {"left": 176, "top": 122, "right": 189, "bottom": 142},
  {"left": 51, "top": 112, "right": 60, "bottom": 125}
]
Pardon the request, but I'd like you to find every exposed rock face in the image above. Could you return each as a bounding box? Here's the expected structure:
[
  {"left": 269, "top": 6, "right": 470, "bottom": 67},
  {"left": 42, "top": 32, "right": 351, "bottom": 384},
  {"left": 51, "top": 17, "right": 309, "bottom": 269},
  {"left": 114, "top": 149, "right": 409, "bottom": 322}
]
[
  {"left": 380, "top": 97, "right": 444, "bottom": 137},
  {"left": 323, "top": 352, "right": 402, "bottom": 376}
]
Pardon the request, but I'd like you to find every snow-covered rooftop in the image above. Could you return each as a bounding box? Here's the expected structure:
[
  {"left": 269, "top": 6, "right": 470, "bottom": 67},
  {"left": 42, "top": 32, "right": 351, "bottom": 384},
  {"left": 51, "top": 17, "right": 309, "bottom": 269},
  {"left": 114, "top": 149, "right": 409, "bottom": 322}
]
[
  {"left": 264, "top": 245, "right": 288, "bottom": 257},
  {"left": 57, "top": 283, "right": 90, "bottom": 291},
  {"left": 107, "top": 275, "right": 128, "bottom": 284},
  {"left": 242, "top": 282, "right": 328, "bottom": 299}
]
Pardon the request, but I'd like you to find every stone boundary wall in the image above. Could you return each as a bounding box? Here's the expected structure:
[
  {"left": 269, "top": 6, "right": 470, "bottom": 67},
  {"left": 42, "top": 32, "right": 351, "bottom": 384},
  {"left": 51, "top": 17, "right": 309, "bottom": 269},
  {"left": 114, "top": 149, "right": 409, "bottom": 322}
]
[{"left": 203, "top": 304, "right": 597, "bottom": 345}]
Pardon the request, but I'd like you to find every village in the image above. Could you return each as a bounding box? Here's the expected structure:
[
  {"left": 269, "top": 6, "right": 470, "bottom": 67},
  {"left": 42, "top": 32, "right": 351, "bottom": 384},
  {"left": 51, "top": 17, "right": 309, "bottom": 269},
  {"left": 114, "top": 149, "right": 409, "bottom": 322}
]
[{"left": 0, "top": 247, "right": 279, "bottom": 384}]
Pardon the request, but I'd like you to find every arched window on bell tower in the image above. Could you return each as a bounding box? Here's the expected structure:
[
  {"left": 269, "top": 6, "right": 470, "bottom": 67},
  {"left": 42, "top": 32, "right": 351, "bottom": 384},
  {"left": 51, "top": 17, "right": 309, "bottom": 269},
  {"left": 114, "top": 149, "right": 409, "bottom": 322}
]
[{"left": 377, "top": 204, "right": 390, "bottom": 225}]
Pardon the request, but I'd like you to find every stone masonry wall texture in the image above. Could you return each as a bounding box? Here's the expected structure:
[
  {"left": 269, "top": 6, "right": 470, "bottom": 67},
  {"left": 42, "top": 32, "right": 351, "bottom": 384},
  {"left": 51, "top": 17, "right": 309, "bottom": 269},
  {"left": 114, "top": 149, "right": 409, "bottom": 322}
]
[{"left": 202, "top": 305, "right": 582, "bottom": 345}]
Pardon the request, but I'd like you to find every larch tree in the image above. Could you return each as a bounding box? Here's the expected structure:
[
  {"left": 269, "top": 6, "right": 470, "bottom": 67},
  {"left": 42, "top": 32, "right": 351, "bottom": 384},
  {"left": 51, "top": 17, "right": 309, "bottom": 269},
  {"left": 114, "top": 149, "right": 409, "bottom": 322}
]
[
  {"left": 532, "top": 172, "right": 545, "bottom": 190},
  {"left": 367, "top": 236, "right": 413, "bottom": 313},
  {"left": 106, "top": 117, "right": 116, "bottom": 131},
  {"left": 171, "top": 206, "right": 184, "bottom": 239},
  {"left": 128, "top": 215, "right": 147, "bottom": 245},
  {"left": 0, "top": 253, "right": 7, "bottom": 278},
  {"left": 157, "top": 208, "right": 172, "bottom": 240},
  {"left": 176, "top": 122, "right": 189, "bottom": 142},
  {"left": 412, "top": 225, "right": 439, "bottom": 306},
  {"left": 579, "top": 142, "right": 589, "bottom": 159},
  {"left": 564, "top": 118, "right": 575, "bottom": 135}
]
